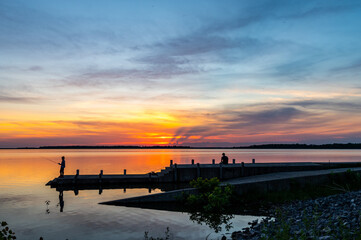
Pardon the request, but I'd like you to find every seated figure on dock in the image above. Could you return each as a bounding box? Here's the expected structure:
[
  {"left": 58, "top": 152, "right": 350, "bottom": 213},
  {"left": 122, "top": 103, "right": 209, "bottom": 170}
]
[
  {"left": 58, "top": 156, "right": 66, "bottom": 177},
  {"left": 220, "top": 153, "right": 228, "bottom": 164}
]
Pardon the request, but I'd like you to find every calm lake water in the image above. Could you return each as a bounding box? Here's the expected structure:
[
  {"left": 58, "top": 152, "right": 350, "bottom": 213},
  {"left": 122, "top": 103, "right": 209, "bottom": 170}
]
[{"left": 1, "top": 149, "right": 361, "bottom": 239}]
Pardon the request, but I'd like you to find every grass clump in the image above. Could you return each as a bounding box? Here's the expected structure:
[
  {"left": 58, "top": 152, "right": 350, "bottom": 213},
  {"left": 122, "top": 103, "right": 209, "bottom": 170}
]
[
  {"left": 144, "top": 227, "right": 171, "bottom": 240},
  {"left": 1, "top": 221, "right": 16, "bottom": 240}
]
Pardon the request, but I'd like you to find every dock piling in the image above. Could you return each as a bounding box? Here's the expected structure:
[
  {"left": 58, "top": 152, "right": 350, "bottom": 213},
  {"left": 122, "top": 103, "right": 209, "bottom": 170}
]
[
  {"left": 212, "top": 159, "right": 215, "bottom": 164},
  {"left": 124, "top": 169, "right": 127, "bottom": 175},
  {"left": 99, "top": 170, "right": 103, "bottom": 183},
  {"left": 241, "top": 162, "right": 244, "bottom": 176},
  {"left": 174, "top": 163, "right": 178, "bottom": 182},
  {"left": 233, "top": 159, "right": 236, "bottom": 164},
  {"left": 252, "top": 158, "right": 255, "bottom": 164},
  {"left": 170, "top": 160, "right": 173, "bottom": 166},
  {"left": 197, "top": 163, "right": 200, "bottom": 178},
  {"left": 191, "top": 159, "right": 194, "bottom": 165},
  {"left": 73, "top": 169, "right": 79, "bottom": 184},
  {"left": 219, "top": 164, "right": 223, "bottom": 180}
]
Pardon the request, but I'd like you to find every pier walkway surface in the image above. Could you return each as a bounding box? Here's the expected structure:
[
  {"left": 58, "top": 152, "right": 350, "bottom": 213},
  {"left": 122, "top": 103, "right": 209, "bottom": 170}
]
[
  {"left": 47, "top": 162, "right": 361, "bottom": 188},
  {"left": 100, "top": 166, "right": 361, "bottom": 205}
]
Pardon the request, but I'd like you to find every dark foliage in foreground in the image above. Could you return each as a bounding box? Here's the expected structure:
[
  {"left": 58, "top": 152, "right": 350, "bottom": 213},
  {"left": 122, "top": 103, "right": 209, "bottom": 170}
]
[
  {"left": 144, "top": 227, "right": 171, "bottom": 240},
  {"left": 0, "top": 221, "right": 16, "bottom": 240},
  {"left": 184, "top": 177, "right": 234, "bottom": 233}
]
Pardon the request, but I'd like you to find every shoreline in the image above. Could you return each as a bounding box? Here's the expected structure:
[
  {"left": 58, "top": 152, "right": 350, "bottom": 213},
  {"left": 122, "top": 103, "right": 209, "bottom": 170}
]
[{"left": 233, "top": 189, "right": 361, "bottom": 239}]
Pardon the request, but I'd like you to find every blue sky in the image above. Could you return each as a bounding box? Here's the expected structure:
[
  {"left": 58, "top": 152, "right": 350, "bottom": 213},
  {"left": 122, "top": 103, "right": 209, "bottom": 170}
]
[{"left": 1, "top": 0, "right": 361, "bottom": 147}]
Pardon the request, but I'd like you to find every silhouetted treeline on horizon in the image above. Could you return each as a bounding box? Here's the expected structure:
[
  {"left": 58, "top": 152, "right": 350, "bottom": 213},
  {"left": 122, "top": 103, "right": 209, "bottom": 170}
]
[
  {"left": 2, "top": 143, "right": 361, "bottom": 149},
  {"left": 238, "top": 143, "right": 361, "bottom": 149},
  {"left": 38, "top": 145, "right": 192, "bottom": 149}
]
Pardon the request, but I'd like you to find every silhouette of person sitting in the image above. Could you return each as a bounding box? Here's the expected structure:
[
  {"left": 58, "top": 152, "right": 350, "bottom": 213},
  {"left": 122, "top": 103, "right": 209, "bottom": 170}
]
[
  {"left": 220, "top": 153, "right": 228, "bottom": 164},
  {"left": 58, "top": 156, "right": 66, "bottom": 177}
]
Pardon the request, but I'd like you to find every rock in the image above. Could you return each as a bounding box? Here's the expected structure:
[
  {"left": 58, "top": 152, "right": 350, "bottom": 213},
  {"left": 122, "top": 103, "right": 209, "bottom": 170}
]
[
  {"left": 233, "top": 190, "right": 361, "bottom": 240},
  {"left": 321, "top": 226, "right": 331, "bottom": 234}
]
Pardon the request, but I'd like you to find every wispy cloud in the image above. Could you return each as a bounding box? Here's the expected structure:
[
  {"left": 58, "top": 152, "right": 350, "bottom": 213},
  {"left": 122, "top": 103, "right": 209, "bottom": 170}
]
[
  {"left": 233, "top": 107, "right": 306, "bottom": 125},
  {"left": 288, "top": 99, "right": 361, "bottom": 112},
  {"left": 282, "top": 3, "right": 361, "bottom": 19},
  {"left": 0, "top": 94, "right": 40, "bottom": 104},
  {"left": 170, "top": 106, "right": 311, "bottom": 144},
  {"left": 331, "top": 59, "right": 361, "bottom": 73},
  {"left": 170, "top": 96, "right": 361, "bottom": 146}
]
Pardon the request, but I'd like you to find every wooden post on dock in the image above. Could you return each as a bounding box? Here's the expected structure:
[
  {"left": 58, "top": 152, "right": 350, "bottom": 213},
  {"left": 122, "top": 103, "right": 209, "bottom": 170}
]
[
  {"left": 233, "top": 159, "right": 236, "bottom": 164},
  {"left": 197, "top": 163, "right": 200, "bottom": 178},
  {"left": 170, "top": 160, "right": 173, "bottom": 166},
  {"left": 212, "top": 159, "right": 215, "bottom": 164},
  {"left": 99, "top": 170, "right": 103, "bottom": 183},
  {"left": 252, "top": 158, "right": 255, "bottom": 164},
  {"left": 192, "top": 159, "right": 194, "bottom": 165},
  {"left": 73, "top": 169, "right": 79, "bottom": 184},
  {"left": 219, "top": 164, "right": 223, "bottom": 180},
  {"left": 124, "top": 169, "right": 127, "bottom": 175},
  {"left": 241, "top": 162, "right": 245, "bottom": 177},
  {"left": 174, "top": 163, "right": 178, "bottom": 183},
  {"left": 148, "top": 173, "right": 151, "bottom": 182}
]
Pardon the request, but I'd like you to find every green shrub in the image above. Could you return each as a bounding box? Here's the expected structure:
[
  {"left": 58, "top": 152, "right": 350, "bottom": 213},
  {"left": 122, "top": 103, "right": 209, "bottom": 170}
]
[
  {"left": 185, "top": 177, "right": 234, "bottom": 232},
  {"left": 144, "top": 227, "right": 170, "bottom": 240},
  {"left": 0, "top": 221, "right": 16, "bottom": 240}
]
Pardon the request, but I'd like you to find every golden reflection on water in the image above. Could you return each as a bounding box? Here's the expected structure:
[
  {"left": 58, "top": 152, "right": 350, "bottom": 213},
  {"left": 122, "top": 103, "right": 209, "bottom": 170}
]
[{"left": 1, "top": 148, "right": 361, "bottom": 187}]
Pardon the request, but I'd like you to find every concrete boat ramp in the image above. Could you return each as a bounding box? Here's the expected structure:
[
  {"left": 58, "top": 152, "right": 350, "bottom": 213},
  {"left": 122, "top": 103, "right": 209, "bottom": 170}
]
[{"left": 100, "top": 166, "right": 361, "bottom": 206}]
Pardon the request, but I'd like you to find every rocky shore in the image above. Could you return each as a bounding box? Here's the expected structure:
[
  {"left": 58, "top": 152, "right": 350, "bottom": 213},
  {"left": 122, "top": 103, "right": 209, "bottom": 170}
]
[{"left": 233, "top": 190, "right": 361, "bottom": 240}]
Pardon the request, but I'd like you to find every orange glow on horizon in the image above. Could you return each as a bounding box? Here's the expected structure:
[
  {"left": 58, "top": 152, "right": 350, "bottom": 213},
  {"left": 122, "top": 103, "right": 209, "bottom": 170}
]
[{"left": 1, "top": 101, "right": 361, "bottom": 147}]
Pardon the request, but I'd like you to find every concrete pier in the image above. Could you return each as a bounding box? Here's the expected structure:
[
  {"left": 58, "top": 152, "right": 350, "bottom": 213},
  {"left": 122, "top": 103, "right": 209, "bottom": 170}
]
[
  {"left": 100, "top": 166, "right": 361, "bottom": 205},
  {"left": 46, "top": 161, "right": 361, "bottom": 188}
]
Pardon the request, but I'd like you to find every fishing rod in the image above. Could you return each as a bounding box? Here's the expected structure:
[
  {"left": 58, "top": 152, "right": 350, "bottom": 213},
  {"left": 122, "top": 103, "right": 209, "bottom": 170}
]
[{"left": 42, "top": 157, "right": 59, "bottom": 165}]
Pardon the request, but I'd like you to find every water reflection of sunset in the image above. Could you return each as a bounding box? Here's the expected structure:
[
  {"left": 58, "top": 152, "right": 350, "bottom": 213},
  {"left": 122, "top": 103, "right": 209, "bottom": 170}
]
[{"left": 2, "top": 149, "right": 361, "bottom": 186}]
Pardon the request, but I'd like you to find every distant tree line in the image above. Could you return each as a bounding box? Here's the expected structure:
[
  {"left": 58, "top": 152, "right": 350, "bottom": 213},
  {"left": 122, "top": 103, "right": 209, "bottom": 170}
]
[
  {"left": 237, "top": 143, "right": 361, "bottom": 149},
  {"left": 38, "top": 145, "right": 191, "bottom": 149}
]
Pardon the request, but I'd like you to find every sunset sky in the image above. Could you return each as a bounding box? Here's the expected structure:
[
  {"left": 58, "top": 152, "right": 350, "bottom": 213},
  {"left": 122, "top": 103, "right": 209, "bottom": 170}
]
[{"left": 1, "top": 0, "right": 361, "bottom": 147}]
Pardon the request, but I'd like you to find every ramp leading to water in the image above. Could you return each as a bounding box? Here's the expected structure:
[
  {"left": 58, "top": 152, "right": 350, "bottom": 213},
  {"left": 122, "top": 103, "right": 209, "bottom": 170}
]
[{"left": 100, "top": 166, "right": 361, "bottom": 206}]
